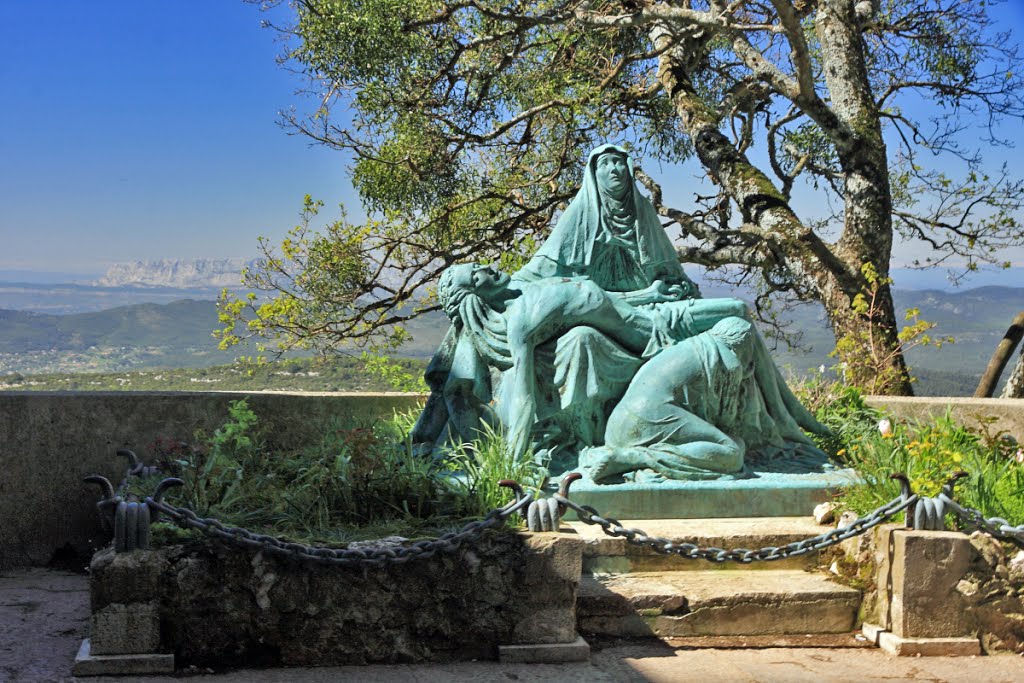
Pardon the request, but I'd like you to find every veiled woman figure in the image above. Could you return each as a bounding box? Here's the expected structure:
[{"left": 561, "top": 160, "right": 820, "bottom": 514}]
[
  {"left": 514, "top": 144, "right": 698, "bottom": 301},
  {"left": 413, "top": 144, "right": 701, "bottom": 462}
]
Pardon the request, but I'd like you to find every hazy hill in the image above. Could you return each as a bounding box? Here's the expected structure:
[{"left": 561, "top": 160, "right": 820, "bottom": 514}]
[
  {"left": 0, "top": 300, "right": 223, "bottom": 352},
  {"left": 0, "top": 300, "right": 237, "bottom": 374},
  {"left": 0, "top": 285, "right": 1020, "bottom": 394},
  {"left": 0, "top": 281, "right": 228, "bottom": 315}
]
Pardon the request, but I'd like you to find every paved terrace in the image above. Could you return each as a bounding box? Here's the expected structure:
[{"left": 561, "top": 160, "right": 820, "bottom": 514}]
[{"left": 5, "top": 568, "right": 1024, "bottom": 683}]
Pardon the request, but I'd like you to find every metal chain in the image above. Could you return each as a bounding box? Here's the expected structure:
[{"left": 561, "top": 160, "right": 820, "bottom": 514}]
[
  {"left": 553, "top": 492, "right": 919, "bottom": 563},
  {"left": 143, "top": 491, "right": 534, "bottom": 566},
  {"left": 939, "top": 493, "right": 1024, "bottom": 550}
]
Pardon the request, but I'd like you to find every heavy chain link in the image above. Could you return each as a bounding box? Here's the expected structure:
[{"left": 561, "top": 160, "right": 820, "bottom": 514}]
[
  {"left": 940, "top": 493, "right": 1024, "bottom": 550},
  {"left": 553, "top": 492, "right": 919, "bottom": 563},
  {"left": 144, "top": 490, "right": 533, "bottom": 566}
]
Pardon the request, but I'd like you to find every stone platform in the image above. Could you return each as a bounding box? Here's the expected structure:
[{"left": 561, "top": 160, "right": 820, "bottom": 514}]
[{"left": 557, "top": 468, "right": 857, "bottom": 519}]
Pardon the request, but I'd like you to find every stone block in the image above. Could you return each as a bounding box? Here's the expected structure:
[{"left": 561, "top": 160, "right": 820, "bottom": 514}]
[
  {"left": 891, "top": 530, "right": 975, "bottom": 639},
  {"left": 522, "top": 533, "right": 583, "bottom": 586},
  {"left": 90, "top": 602, "right": 161, "bottom": 655},
  {"left": 877, "top": 630, "right": 981, "bottom": 657},
  {"left": 498, "top": 634, "right": 591, "bottom": 663},
  {"left": 510, "top": 606, "right": 578, "bottom": 645},
  {"left": 861, "top": 622, "right": 886, "bottom": 645},
  {"left": 860, "top": 524, "right": 899, "bottom": 630},
  {"left": 73, "top": 639, "right": 174, "bottom": 676},
  {"left": 90, "top": 547, "right": 166, "bottom": 609}
]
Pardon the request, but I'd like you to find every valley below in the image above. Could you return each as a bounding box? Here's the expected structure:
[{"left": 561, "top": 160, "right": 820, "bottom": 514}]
[{"left": 0, "top": 275, "right": 1020, "bottom": 396}]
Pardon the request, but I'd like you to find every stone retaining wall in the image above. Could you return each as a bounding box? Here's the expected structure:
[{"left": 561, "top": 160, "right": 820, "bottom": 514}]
[
  {"left": 88, "top": 531, "right": 582, "bottom": 667},
  {"left": 1, "top": 391, "right": 1021, "bottom": 568},
  {"left": 866, "top": 396, "right": 1024, "bottom": 440},
  {"left": 0, "top": 392, "right": 423, "bottom": 568}
]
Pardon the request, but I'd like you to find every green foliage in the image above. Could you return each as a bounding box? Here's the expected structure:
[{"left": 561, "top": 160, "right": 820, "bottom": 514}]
[
  {"left": 140, "top": 401, "right": 548, "bottom": 545},
  {"left": 216, "top": 196, "right": 382, "bottom": 353},
  {"left": 447, "top": 422, "right": 548, "bottom": 517},
  {"left": 797, "top": 379, "right": 1024, "bottom": 525},
  {"left": 831, "top": 263, "right": 953, "bottom": 395},
  {"left": 795, "top": 374, "right": 884, "bottom": 457},
  {"left": 361, "top": 351, "right": 428, "bottom": 392}
]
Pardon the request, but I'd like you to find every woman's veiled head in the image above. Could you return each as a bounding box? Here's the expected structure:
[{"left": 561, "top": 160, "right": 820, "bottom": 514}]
[
  {"left": 594, "top": 150, "right": 631, "bottom": 200},
  {"left": 710, "top": 317, "right": 756, "bottom": 373}
]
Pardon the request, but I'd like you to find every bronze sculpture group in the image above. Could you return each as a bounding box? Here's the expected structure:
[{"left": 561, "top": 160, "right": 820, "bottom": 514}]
[{"left": 412, "top": 145, "right": 829, "bottom": 485}]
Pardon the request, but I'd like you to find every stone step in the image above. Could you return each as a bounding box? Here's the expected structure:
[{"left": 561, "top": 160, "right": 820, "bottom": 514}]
[
  {"left": 566, "top": 517, "right": 832, "bottom": 572},
  {"left": 577, "top": 570, "right": 860, "bottom": 638}
]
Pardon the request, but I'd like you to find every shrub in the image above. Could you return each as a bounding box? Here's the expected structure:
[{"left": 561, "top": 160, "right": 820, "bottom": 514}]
[
  {"left": 139, "top": 401, "right": 545, "bottom": 545},
  {"left": 794, "top": 379, "right": 1024, "bottom": 526}
]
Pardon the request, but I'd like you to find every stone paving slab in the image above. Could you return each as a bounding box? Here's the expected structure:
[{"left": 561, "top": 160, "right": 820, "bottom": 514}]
[
  {"left": 68, "top": 644, "right": 1024, "bottom": 683},
  {"left": 0, "top": 568, "right": 89, "bottom": 683}
]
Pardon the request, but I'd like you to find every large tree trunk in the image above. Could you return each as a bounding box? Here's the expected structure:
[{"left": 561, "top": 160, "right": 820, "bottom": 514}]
[
  {"left": 815, "top": 0, "right": 912, "bottom": 395},
  {"left": 653, "top": 13, "right": 914, "bottom": 395}
]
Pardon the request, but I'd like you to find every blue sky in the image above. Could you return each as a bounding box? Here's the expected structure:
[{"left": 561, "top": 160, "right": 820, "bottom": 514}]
[
  {"left": 0, "top": 1, "right": 352, "bottom": 276},
  {"left": 1, "top": 1, "right": 1022, "bottom": 288}
]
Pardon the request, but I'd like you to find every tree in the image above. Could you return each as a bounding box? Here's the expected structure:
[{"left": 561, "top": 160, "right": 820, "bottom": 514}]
[{"left": 222, "top": 0, "right": 1024, "bottom": 395}]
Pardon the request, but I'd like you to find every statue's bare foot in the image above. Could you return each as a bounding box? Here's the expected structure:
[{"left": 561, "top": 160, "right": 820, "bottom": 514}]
[{"left": 623, "top": 468, "right": 665, "bottom": 484}]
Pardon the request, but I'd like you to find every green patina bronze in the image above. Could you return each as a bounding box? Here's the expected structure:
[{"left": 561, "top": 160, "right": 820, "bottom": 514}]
[{"left": 412, "top": 145, "right": 831, "bottom": 486}]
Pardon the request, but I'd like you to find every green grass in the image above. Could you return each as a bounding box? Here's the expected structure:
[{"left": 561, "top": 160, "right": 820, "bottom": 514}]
[{"left": 129, "top": 399, "right": 543, "bottom": 547}]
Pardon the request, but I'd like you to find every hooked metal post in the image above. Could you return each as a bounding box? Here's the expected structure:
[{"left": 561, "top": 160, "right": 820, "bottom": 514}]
[
  {"left": 85, "top": 473, "right": 184, "bottom": 552},
  {"left": 891, "top": 471, "right": 968, "bottom": 531},
  {"left": 525, "top": 472, "right": 581, "bottom": 532}
]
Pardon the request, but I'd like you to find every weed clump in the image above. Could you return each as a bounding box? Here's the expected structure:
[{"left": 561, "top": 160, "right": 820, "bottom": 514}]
[{"left": 133, "top": 399, "right": 545, "bottom": 546}]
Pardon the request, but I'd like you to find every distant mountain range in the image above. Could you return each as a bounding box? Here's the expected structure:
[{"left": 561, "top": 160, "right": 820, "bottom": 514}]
[
  {"left": 95, "top": 258, "right": 254, "bottom": 289},
  {"left": 0, "top": 282, "right": 1020, "bottom": 395},
  {"left": 0, "top": 259, "right": 253, "bottom": 315},
  {"left": 0, "top": 258, "right": 1020, "bottom": 393}
]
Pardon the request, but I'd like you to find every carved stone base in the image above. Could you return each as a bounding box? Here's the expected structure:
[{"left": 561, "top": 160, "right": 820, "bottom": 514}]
[
  {"left": 863, "top": 624, "right": 981, "bottom": 657},
  {"left": 498, "top": 634, "right": 591, "bottom": 663},
  {"left": 560, "top": 468, "right": 857, "bottom": 519},
  {"left": 72, "top": 639, "right": 174, "bottom": 676}
]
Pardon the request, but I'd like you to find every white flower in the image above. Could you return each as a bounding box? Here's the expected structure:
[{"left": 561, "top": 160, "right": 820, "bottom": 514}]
[
  {"left": 878, "top": 419, "right": 893, "bottom": 438},
  {"left": 818, "top": 364, "right": 826, "bottom": 374},
  {"left": 1016, "top": 449, "right": 1024, "bottom": 464}
]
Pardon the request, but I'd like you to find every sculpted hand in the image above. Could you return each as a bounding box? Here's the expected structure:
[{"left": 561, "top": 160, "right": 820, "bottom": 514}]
[{"left": 651, "top": 280, "right": 684, "bottom": 302}]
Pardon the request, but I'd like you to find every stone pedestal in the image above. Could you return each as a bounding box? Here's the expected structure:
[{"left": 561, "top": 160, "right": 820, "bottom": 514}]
[
  {"left": 561, "top": 468, "right": 857, "bottom": 519},
  {"left": 499, "top": 531, "right": 590, "bottom": 662},
  {"left": 862, "top": 529, "right": 981, "bottom": 656},
  {"left": 73, "top": 548, "right": 174, "bottom": 676}
]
